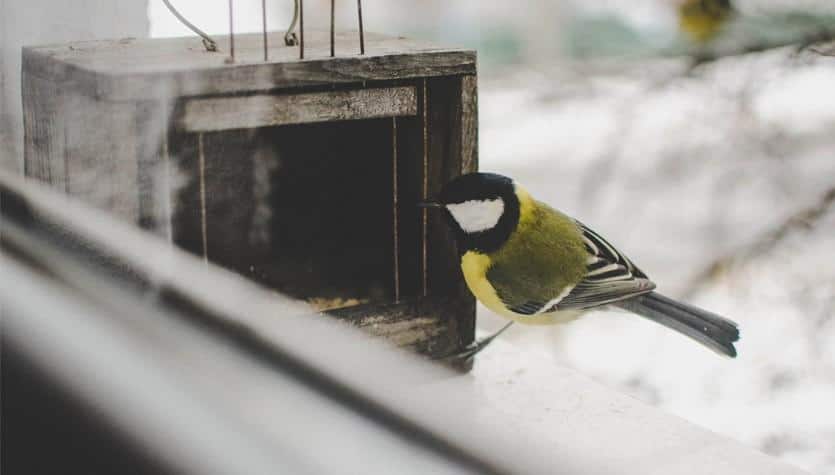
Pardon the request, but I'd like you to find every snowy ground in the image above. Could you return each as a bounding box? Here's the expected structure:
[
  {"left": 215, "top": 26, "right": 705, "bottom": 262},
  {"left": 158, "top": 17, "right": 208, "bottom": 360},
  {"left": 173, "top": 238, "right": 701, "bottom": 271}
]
[{"left": 476, "top": 43, "right": 835, "bottom": 474}]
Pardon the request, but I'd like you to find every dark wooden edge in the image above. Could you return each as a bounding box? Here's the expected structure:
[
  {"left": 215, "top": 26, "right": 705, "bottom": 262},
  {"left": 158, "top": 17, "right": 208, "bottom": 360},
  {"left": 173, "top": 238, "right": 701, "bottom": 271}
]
[
  {"left": 22, "top": 46, "right": 476, "bottom": 102},
  {"left": 325, "top": 296, "right": 474, "bottom": 371}
]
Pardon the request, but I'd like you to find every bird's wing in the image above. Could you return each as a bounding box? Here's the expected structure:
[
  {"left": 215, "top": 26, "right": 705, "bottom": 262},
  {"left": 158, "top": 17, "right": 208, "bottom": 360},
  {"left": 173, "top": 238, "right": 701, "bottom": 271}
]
[
  {"left": 486, "top": 218, "right": 588, "bottom": 317},
  {"left": 486, "top": 217, "right": 655, "bottom": 317},
  {"left": 488, "top": 260, "right": 577, "bottom": 316},
  {"left": 552, "top": 220, "right": 655, "bottom": 311}
]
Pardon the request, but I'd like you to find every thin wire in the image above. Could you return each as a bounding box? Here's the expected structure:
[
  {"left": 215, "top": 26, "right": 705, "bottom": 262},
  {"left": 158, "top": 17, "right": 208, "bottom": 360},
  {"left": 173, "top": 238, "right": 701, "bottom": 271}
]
[
  {"left": 285, "top": 0, "right": 299, "bottom": 46},
  {"left": 392, "top": 118, "right": 400, "bottom": 303},
  {"left": 198, "top": 133, "right": 209, "bottom": 264},
  {"left": 161, "top": 0, "right": 218, "bottom": 52},
  {"left": 421, "top": 80, "right": 429, "bottom": 297},
  {"left": 357, "top": 0, "right": 365, "bottom": 55},
  {"left": 162, "top": 132, "right": 173, "bottom": 244},
  {"left": 262, "top": 0, "right": 268, "bottom": 61},
  {"left": 228, "top": 0, "right": 236, "bottom": 62},
  {"left": 330, "top": 0, "right": 336, "bottom": 57},
  {"left": 299, "top": 0, "right": 305, "bottom": 59}
]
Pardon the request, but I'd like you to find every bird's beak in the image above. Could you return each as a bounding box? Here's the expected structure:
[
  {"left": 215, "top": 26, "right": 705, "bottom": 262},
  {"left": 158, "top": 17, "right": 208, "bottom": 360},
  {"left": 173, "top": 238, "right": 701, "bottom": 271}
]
[{"left": 417, "top": 201, "right": 443, "bottom": 209}]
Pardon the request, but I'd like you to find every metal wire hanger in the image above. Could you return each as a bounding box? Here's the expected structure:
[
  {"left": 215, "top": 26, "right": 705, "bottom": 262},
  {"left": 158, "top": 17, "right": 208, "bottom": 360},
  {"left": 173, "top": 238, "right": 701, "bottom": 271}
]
[
  {"left": 161, "top": 0, "right": 218, "bottom": 52},
  {"left": 162, "top": 0, "right": 366, "bottom": 61}
]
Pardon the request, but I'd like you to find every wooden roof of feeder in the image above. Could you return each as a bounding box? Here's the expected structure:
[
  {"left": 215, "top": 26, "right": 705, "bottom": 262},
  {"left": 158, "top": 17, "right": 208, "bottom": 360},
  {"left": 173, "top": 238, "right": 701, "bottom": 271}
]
[{"left": 22, "top": 31, "right": 477, "bottom": 102}]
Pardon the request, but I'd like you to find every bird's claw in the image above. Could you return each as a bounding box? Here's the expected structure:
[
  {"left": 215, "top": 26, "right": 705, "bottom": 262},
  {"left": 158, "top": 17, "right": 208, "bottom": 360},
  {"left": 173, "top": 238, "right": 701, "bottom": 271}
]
[
  {"left": 433, "top": 322, "right": 513, "bottom": 363},
  {"left": 434, "top": 336, "right": 494, "bottom": 363}
]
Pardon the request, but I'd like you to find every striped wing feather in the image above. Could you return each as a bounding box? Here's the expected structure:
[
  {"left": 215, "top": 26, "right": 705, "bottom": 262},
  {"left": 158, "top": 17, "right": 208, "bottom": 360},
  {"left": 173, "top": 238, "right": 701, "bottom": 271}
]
[
  {"left": 499, "top": 220, "right": 655, "bottom": 316},
  {"left": 552, "top": 221, "right": 655, "bottom": 311}
]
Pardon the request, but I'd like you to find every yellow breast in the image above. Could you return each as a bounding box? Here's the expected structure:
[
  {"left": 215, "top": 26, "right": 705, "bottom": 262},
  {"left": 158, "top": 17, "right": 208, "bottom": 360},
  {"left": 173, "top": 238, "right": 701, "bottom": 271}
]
[
  {"left": 678, "top": 0, "right": 732, "bottom": 43},
  {"left": 461, "top": 251, "right": 509, "bottom": 317},
  {"left": 460, "top": 251, "right": 582, "bottom": 325}
]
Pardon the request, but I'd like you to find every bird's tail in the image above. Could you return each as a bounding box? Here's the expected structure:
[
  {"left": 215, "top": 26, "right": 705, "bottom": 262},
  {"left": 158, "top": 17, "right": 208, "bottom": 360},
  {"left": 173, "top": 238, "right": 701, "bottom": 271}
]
[{"left": 614, "top": 291, "right": 740, "bottom": 357}]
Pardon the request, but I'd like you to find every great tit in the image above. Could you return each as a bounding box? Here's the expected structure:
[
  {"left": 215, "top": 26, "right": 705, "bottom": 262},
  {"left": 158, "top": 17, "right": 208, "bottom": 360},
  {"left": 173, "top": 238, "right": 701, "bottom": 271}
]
[
  {"left": 421, "top": 172, "right": 740, "bottom": 360},
  {"left": 678, "top": 0, "right": 734, "bottom": 44}
]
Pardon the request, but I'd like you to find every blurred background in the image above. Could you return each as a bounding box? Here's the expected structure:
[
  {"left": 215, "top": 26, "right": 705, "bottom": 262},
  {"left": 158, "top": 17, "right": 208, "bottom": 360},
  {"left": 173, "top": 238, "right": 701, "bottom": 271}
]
[{"left": 3, "top": 0, "right": 835, "bottom": 473}]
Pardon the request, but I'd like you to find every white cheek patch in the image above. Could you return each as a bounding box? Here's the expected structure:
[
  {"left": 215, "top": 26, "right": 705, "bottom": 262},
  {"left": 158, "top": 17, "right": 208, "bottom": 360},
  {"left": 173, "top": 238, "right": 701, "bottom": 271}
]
[{"left": 446, "top": 198, "right": 505, "bottom": 233}]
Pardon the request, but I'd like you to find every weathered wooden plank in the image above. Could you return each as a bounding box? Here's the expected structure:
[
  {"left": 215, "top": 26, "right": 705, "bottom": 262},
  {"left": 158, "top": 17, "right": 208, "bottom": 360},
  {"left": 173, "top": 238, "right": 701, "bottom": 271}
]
[
  {"left": 424, "top": 76, "right": 477, "bottom": 348},
  {"left": 178, "top": 86, "right": 417, "bottom": 132},
  {"left": 22, "top": 73, "right": 66, "bottom": 191},
  {"left": 460, "top": 75, "right": 478, "bottom": 174},
  {"left": 136, "top": 100, "right": 175, "bottom": 234},
  {"left": 389, "top": 77, "right": 476, "bottom": 354},
  {"left": 22, "top": 31, "right": 476, "bottom": 102},
  {"left": 326, "top": 296, "right": 472, "bottom": 363},
  {"left": 63, "top": 95, "right": 140, "bottom": 222}
]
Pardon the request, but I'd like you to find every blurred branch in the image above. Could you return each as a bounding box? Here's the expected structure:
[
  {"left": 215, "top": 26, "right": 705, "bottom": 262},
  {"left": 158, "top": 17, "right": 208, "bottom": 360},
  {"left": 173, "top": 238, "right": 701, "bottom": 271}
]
[
  {"left": 576, "top": 71, "right": 690, "bottom": 213},
  {"left": 688, "top": 33, "right": 835, "bottom": 70},
  {"left": 808, "top": 43, "right": 835, "bottom": 57},
  {"left": 684, "top": 186, "right": 835, "bottom": 297}
]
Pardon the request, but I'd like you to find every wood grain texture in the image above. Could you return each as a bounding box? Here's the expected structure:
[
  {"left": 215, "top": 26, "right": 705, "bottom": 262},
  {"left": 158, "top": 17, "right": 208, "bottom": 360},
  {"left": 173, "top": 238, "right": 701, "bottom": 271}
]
[
  {"left": 390, "top": 77, "right": 477, "bottom": 354},
  {"left": 423, "top": 76, "right": 477, "bottom": 350},
  {"left": 62, "top": 94, "right": 140, "bottom": 222},
  {"left": 24, "top": 74, "right": 141, "bottom": 222},
  {"left": 135, "top": 100, "right": 175, "bottom": 233},
  {"left": 178, "top": 86, "right": 417, "bottom": 132},
  {"left": 326, "top": 296, "right": 474, "bottom": 368},
  {"left": 460, "top": 75, "right": 478, "bottom": 174},
  {"left": 22, "top": 31, "right": 476, "bottom": 102},
  {"left": 22, "top": 74, "right": 66, "bottom": 191}
]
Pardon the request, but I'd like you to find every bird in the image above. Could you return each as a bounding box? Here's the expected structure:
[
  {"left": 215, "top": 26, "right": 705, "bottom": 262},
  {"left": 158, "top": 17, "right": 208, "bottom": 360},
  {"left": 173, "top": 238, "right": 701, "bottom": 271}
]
[
  {"left": 420, "top": 172, "right": 740, "bottom": 361},
  {"left": 677, "top": 0, "right": 735, "bottom": 45}
]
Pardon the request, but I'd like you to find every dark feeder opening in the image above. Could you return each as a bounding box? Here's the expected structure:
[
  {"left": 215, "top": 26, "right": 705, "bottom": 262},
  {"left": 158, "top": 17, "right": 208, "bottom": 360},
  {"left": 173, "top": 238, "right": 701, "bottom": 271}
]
[{"left": 171, "top": 118, "right": 414, "bottom": 309}]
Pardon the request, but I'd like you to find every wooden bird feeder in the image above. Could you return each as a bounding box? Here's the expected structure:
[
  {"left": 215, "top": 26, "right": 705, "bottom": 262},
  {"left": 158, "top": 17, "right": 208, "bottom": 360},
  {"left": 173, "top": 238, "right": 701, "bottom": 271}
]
[{"left": 22, "top": 28, "right": 478, "bottom": 363}]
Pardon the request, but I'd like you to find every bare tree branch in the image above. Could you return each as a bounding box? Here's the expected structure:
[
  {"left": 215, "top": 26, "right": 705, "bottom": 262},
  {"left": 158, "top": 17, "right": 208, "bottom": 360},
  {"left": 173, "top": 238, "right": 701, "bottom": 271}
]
[{"left": 684, "top": 186, "right": 835, "bottom": 297}]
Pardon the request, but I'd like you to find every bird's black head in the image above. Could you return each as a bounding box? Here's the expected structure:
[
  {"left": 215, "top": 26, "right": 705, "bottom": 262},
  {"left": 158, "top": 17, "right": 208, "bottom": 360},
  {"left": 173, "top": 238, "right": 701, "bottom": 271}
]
[{"left": 423, "top": 172, "right": 520, "bottom": 254}]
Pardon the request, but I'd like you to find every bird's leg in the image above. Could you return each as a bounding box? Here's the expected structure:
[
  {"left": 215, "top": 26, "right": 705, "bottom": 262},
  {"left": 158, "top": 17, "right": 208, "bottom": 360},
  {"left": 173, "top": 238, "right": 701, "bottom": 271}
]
[{"left": 437, "top": 321, "right": 514, "bottom": 362}]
